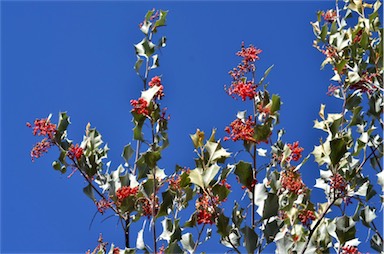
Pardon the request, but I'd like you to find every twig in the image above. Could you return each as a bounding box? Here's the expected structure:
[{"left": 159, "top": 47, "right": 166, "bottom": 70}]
[{"left": 192, "top": 224, "right": 206, "bottom": 253}]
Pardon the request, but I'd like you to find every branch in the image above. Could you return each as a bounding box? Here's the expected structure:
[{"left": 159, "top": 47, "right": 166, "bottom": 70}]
[
  {"left": 300, "top": 199, "right": 336, "bottom": 254},
  {"left": 192, "top": 224, "right": 206, "bottom": 253}
]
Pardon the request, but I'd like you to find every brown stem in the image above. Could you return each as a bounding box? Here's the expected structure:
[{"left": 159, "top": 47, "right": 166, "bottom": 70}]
[
  {"left": 125, "top": 216, "right": 130, "bottom": 248},
  {"left": 192, "top": 224, "right": 206, "bottom": 253},
  {"left": 300, "top": 199, "right": 336, "bottom": 254},
  {"left": 252, "top": 144, "right": 257, "bottom": 229}
]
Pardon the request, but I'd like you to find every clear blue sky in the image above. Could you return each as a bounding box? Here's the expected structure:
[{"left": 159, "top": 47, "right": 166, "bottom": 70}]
[{"left": 1, "top": 1, "right": 381, "bottom": 253}]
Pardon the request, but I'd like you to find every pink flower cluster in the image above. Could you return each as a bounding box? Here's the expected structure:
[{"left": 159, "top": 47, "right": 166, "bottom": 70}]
[
  {"left": 298, "top": 209, "right": 316, "bottom": 227},
  {"left": 68, "top": 144, "right": 83, "bottom": 160},
  {"left": 116, "top": 186, "right": 139, "bottom": 201},
  {"left": 341, "top": 245, "right": 361, "bottom": 254},
  {"left": 287, "top": 141, "right": 304, "bottom": 162},
  {"left": 322, "top": 10, "right": 337, "bottom": 22},
  {"left": 281, "top": 167, "right": 306, "bottom": 195},
  {"left": 196, "top": 193, "right": 219, "bottom": 225},
  {"left": 95, "top": 199, "right": 113, "bottom": 214}
]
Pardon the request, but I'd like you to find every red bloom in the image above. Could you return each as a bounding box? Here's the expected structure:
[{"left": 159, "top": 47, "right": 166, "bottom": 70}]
[
  {"left": 287, "top": 141, "right": 304, "bottom": 162},
  {"left": 68, "top": 144, "right": 83, "bottom": 160},
  {"left": 281, "top": 168, "right": 306, "bottom": 195},
  {"left": 298, "top": 209, "right": 316, "bottom": 227},
  {"left": 341, "top": 245, "right": 361, "bottom": 254},
  {"left": 330, "top": 173, "right": 347, "bottom": 197},
  {"left": 130, "top": 97, "right": 149, "bottom": 116},
  {"left": 322, "top": 10, "right": 337, "bottom": 22},
  {"left": 219, "top": 179, "right": 231, "bottom": 190},
  {"left": 30, "top": 138, "right": 52, "bottom": 161},
  {"left": 138, "top": 195, "right": 159, "bottom": 218},
  {"left": 196, "top": 193, "right": 218, "bottom": 225},
  {"left": 116, "top": 186, "right": 139, "bottom": 201},
  {"left": 224, "top": 116, "right": 256, "bottom": 143},
  {"left": 148, "top": 76, "right": 164, "bottom": 99},
  {"left": 226, "top": 80, "right": 257, "bottom": 101},
  {"left": 95, "top": 199, "right": 113, "bottom": 214},
  {"left": 236, "top": 42, "right": 262, "bottom": 63},
  {"left": 27, "top": 117, "right": 57, "bottom": 139}
]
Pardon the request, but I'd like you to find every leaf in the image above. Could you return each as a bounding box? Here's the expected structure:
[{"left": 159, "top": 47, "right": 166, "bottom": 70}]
[
  {"left": 151, "top": 54, "right": 159, "bottom": 69},
  {"left": 83, "top": 184, "right": 95, "bottom": 201},
  {"left": 377, "top": 170, "right": 384, "bottom": 192},
  {"left": 122, "top": 144, "right": 134, "bottom": 163},
  {"left": 153, "top": 10, "right": 168, "bottom": 31},
  {"left": 254, "top": 183, "right": 268, "bottom": 216},
  {"left": 157, "top": 190, "right": 175, "bottom": 218},
  {"left": 262, "top": 193, "right": 279, "bottom": 220},
  {"left": 335, "top": 216, "right": 356, "bottom": 244},
  {"left": 206, "top": 141, "right": 231, "bottom": 163},
  {"left": 241, "top": 226, "right": 258, "bottom": 254},
  {"left": 164, "top": 241, "right": 182, "bottom": 254},
  {"left": 190, "top": 129, "right": 205, "bottom": 148},
  {"left": 270, "top": 94, "right": 281, "bottom": 114},
  {"left": 184, "top": 212, "right": 197, "bottom": 228},
  {"left": 320, "top": 23, "right": 328, "bottom": 41},
  {"left": 181, "top": 233, "right": 195, "bottom": 254},
  {"left": 52, "top": 161, "right": 61, "bottom": 171},
  {"left": 134, "top": 38, "right": 155, "bottom": 59},
  {"left": 136, "top": 227, "right": 145, "bottom": 250},
  {"left": 217, "top": 213, "right": 230, "bottom": 237},
  {"left": 143, "top": 150, "right": 161, "bottom": 169},
  {"left": 189, "top": 168, "right": 204, "bottom": 189},
  {"left": 141, "top": 86, "right": 161, "bottom": 103},
  {"left": 361, "top": 206, "right": 376, "bottom": 226},
  {"left": 370, "top": 233, "right": 383, "bottom": 252},
  {"left": 134, "top": 56, "right": 143, "bottom": 74},
  {"left": 330, "top": 138, "right": 347, "bottom": 165},
  {"left": 203, "top": 163, "right": 220, "bottom": 187},
  {"left": 259, "top": 65, "right": 274, "bottom": 86},
  {"left": 234, "top": 161, "right": 253, "bottom": 189},
  {"left": 159, "top": 218, "right": 174, "bottom": 243}
]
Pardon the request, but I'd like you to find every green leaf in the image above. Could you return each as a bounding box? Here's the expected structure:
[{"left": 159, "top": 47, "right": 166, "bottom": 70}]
[
  {"left": 159, "top": 218, "right": 174, "bottom": 242},
  {"left": 270, "top": 94, "right": 281, "bottom": 114},
  {"left": 262, "top": 193, "right": 279, "bottom": 220},
  {"left": 263, "top": 220, "right": 280, "bottom": 243},
  {"left": 234, "top": 161, "right": 253, "bottom": 189},
  {"left": 232, "top": 202, "right": 244, "bottom": 228},
  {"left": 157, "top": 190, "right": 175, "bottom": 218},
  {"left": 134, "top": 38, "right": 155, "bottom": 59},
  {"left": 153, "top": 10, "right": 168, "bottom": 30},
  {"left": 212, "top": 184, "right": 231, "bottom": 202},
  {"left": 83, "top": 184, "right": 95, "bottom": 201},
  {"left": 189, "top": 167, "right": 204, "bottom": 189},
  {"left": 181, "top": 233, "right": 195, "bottom": 254},
  {"left": 361, "top": 206, "right": 376, "bottom": 227},
  {"left": 136, "top": 154, "right": 150, "bottom": 180},
  {"left": 254, "top": 121, "right": 272, "bottom": 143},
  {"left": 217, "top": 213, "right": 230, "bottom": 237},
  {"left": 335, "top": 216, "right": 356, "bottom": 244},
  {"left": 203, "top": 163, "right": 220, "bottom": 187},
  {"left": 143, "top": 150, "right": 161, "bottom": 169},
  {"left": 330, "top": 138, "right": 347, "bottom": 165},
  {"left": 158, "top": 36, "right": 167, "bottom": 48},
  {"left": 320, "top": 24, "right": 328, "bottom": 41},
  {"left": 259, "top": 65, "right": 274, "bottom": 86},
  {"left": 134, "top": 56, "right": 143, "bottom": 75},
  {"left": 52, "top": 161, "right": 61, "bottom": 171},
  {"left": 345, "top": 91, "right": 362, "bottom": 110},
  {"left": 151, "top": 54, "right": 159, "bottom": 69},
  {"left": 184, "top": 212, "right": 197, "bottom": 228},
  {"left": 190, "top": 129, "right": 204, "bottom": 148},
  {"left": 370, "top": 233, "right": 383, "bottom": 252},
  {"left": 241, "top": 226, "right": 258, "bottom": 254},
  {"left": 122, "top": 144, "right": 134, "bottom": 163},
  {"left": 164, "top": 241, "right": 182, "bottom": 254},
  {"left": 144, "top": 9, "right": 155, "bottom": 21},
  {"left": 336, "top": 59, "right": 347, "bottom": 74}
]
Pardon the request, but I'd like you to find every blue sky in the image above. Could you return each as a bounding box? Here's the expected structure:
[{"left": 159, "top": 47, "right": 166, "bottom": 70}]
[{"left": 1, "top": 1, "right": 381, "bottom": 253}]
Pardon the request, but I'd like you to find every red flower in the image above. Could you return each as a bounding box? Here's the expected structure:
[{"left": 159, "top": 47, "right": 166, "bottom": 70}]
[
  {"left": 68, "top": 144, "right": 83, "bottom": 160},
  {"left": 287, "top": 141, "right": 304, "bottom": 162},
  {"left": 130, "top": 97, "right": 149, "bottom": 116},
  {"left": 330, "top": 173, "right": 347, "bottom": 197},
  {"left": 298, "top": 209, "right": 316, "bottom": 227},
  {"left": 341, "top": 245, "right": 361, "bottom": 254},
  {"left": 219, "top": 179, "right": 231, "bottom": 190},
  {"left": 322, "top": 10, "right": 337, "bottom": 22},
  {"left": 138, "top": 195, "right": 159, "bottom": 218},
  {"left": 116, "top": 186, "right": 139, "bottom": 201},
  {"left": 148, "top": 76, "right": 164, "bottom": 99},
  {"left": 226, "top": 80, "right": 257, "bottom": 101},
  {"left": 27, "top": 117, "right": 57, "bottom": 139},
  {"left": 196, "top": 193, "right": 218, "bottom": 225},
  {"left": 236, "top": 42, "right": 262, "bottom": 63},
  {"left": 30, "top": 138, "right": 52, "bottom": 161},
  {"left": 281, "top": 168, "right": 306, "bottom": 195},
  {"left": 95, "top": 199, "right": 113, "bottom": 214},
  {"left": 224, "top": 116, "right": 256, "bottom": 143}
]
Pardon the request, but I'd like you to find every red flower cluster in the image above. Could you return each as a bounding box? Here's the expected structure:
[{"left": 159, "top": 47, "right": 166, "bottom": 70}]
[
  {"left": 224, "top": 116, "right": 256, "bottom": 143},
  {"left": 27, "top": 118, "right": 57, "bottom": 139},
  {"left": 322, "top": 10, "right": 337, "bottom": 22},
  {"left": 240, "top": 178, "right": 257, "bottom": 191},
  {"left": 287, "top": 141, "right": 304, "bottom": 162},
  {"left": 95, "top": 199, "right": 113, "bottom": 214},
  {"left": 281, "top": 168, "right": 306, "bottom": 195},
  {"left": 27, "top": 117, "right": 57, "bottom": 161},
  {"left": 30, "top": 139, "right": 52, "bottom": 162},
  {"left": 68, "top": 144, "right": 83, "bottom": 160},
  {"left": 130, "top": 98, "right": 149, "bottom": 116},
  {"left": 341, "top": 245, "right": 361, "bottom": 254},
  {"left": 116, "top": 186, "right": 139, "bottom": 201},
  {"left": 350, "top": 72, "right": 378, "bottom": 94},
  {"left": 226, "top": 80, "right": 257, "bottom": 101},
  {"left": 138, "top": 195, "right": 159, "bottom": 218},
  {"left": 225, "top": 42, "right": 262, "bottom": 101},
  {"left": 330, "top": 173, "right": 347, "bottom": 197},
  {"left": 168, "top": 174, "right": 181, "bottom": 191},
  {"left": 236, "top": 42, "right": 262, "bottom": 63},
  {"left": 298, "top": 209, "right": 316, "bottom": 227},
  {"left": 196, "top": 193, "right": 218, "bottom": 225},
  {"left": 321, "top": 45, "right": 338, "bottom": 60},
  {"left": 149, "top": 76, "right": 164, "bottom": 99},
  {"left": 219, "top": 179, "right": 231, "bottom": 190}
]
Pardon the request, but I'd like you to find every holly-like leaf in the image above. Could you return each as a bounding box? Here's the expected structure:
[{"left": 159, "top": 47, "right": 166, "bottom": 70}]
[
  {"left": 83, "top": 184, "right": 96, "bottom": 201},
  {"left": 134, "top": 56, "right": 143, "bottom": 75},
  {"left": 190, "top": 129, "right": 205, "bottom": 148},
  {"left": 134, "top": 38, "right": 155, "bottom": 59},
  {"left": 122, "top": 144, "right": 134, "bottom": 163},
  {"left": 234, "top": 161, "right": 253, "bottom": 189},
  {"left": 270, "top": 94, "right": 281, "bottom": 114},
  {"left": 157, "top": 190, "right": 175, "bottom": 218},
  {"left": 330, "top": 138, "right": 347, "bottom": 165},
  {"left": 164, "top": 241, "right": 182, "bottom": 254},
  {"left": 241, "top": 226, "right": 258, "bottom": 254},
  {"left": 181, "top": 233, "right": 195, "bottom": 254}
]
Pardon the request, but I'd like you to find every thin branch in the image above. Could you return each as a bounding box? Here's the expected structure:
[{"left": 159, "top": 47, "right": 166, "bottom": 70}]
[
  {"left": 226, "top": 236, "right": 241, "bottom": 254},
  {"left": 192, "top": 224, "right": 206, "bottom": 253},
  {"left": 300, "top": 199, "right": 336, "bottom": 254}
]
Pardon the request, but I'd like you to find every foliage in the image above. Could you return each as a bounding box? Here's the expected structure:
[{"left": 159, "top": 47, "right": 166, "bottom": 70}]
[{"left": 27, "top": 1, "right": 382, "bottom": 253}]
